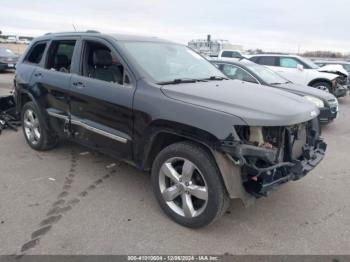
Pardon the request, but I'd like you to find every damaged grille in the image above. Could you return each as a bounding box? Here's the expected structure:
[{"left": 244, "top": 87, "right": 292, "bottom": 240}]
[{"left": 234, "top": 121, "right": 314, "bottom": 197}]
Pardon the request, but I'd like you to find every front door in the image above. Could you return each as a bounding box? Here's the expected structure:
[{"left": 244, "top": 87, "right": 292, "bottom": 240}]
[{"left": 69, "top": 37, "right": 135, "bottom": 160}]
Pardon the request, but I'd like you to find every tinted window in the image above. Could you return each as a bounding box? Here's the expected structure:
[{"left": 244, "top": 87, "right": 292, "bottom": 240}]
[
  {"left": 46, "top": 40, "right": 76, "bottom": 73},
  {"left": 221, "top": 51, "right": 241, "bottom": 58},
  {"left": 220, "top": 64, "right": 258, "bottom": 83},
  {"left": 279, "top": 57, "right": 299, "bottom": 68},
  {"left": 26, "top": 42, "right": 47, "bottom": 64},
  {"left": 257, "top": 56, "right": 276, "bottom": 66}
]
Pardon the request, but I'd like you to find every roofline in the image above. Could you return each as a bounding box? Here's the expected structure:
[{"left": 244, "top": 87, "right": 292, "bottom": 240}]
[
  {"left": 44, "top": 30, "right": 100, "bottom": 35},
  {"left": 249, "top": 54, "right": 298, "bottom": 57}
]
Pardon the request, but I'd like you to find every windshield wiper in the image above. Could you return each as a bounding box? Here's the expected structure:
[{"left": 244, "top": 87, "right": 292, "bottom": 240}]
[
  {"left": 270, "top": 81, "right": 291, "bottom": 85},
  {"left": 157, "top": 78, "right": 200, "bottom": 85},
  {"left": 201, "top": 76, "right": 229, "bottom": 81}
]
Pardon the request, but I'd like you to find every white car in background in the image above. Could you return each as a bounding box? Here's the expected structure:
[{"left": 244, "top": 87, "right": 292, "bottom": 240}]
[
  {"left": 248, "top": 54, "right": 347, "bottom": 97},
  {"left": 217, "top": 49, "right": 244, "bottom": 60}
]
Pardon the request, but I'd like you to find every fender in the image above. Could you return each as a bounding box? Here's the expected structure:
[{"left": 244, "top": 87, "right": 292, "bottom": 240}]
[
  {"left": 308, "top": 78, "right": 333, "bottom": 87},
  {"left": 136, "top": 120, "right": 223, "bottom": 169},
  {"left": 138, "top": 124, "right": 256, "bottom": 206}
]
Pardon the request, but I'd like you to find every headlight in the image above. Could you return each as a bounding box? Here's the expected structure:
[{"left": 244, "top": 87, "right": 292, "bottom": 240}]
[{"left": 303, "top": 95, "right": 324, "bottom": 108}]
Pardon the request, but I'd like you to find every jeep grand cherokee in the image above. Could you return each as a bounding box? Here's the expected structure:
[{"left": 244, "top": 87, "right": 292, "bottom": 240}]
[{"left": 14, "top": 31, "right": 326, "bottom": 228}]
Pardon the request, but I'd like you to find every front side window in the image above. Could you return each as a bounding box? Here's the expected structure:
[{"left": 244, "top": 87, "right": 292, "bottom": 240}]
[
  {"left": 46, "top": 40, "right": 76, "bottom": 73},
  {"left": 120, "top": 41, "right": 225, "bottom": 83},
  {"left": 81, "top": 41, "right": 124, "bottom": 84},
  {"left": 26, "top": 42, "right": 47, "bottom": 64},
  {"left": 279, "top": 57, "right": 299, "bottom": 68},
  {"left": 220, "top": 64, "right": 257, "bottom": 83}
]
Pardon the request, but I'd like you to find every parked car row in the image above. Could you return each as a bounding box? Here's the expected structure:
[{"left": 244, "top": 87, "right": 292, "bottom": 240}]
[
  {"left": 211, "top": 59, "right": 339, "bottom": 125},
  {"left": 11, "top": 31, "right": 329, "bottom": 228}
]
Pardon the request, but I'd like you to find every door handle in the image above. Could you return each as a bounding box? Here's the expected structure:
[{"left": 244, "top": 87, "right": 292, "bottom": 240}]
[
  {"left": 34, "top": 72, "right": 43, "bottom": 78},
  {"left": 72, "top": 81, "right": 85, "bottom": 88}
]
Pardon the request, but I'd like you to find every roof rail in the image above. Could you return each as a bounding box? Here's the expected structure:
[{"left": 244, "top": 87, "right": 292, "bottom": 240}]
[{"left": 43, "top": 30, "right": 100, "bottom": 36}]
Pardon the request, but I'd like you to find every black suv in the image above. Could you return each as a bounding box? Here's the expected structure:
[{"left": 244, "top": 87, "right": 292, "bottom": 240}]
[{"left": 14, "top": 32, "right": 326, "bottom": 228}]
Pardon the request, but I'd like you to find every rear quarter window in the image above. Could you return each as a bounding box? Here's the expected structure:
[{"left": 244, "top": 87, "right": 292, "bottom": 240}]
[{"left": 25, "top": 42, "right": 47, "bottom": 64}]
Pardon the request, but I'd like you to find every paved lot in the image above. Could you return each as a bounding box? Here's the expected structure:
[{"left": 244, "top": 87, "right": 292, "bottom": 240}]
[{"left": 0, "top": 71, "right": 350, "bottom": 255}]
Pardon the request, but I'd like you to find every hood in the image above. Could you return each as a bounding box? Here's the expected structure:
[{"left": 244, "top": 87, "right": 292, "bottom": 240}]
[
  {"left": 318, "top": 64, "right": 349, "bottom": 77},
  {"left": 274, "top": 83, "right": 336, "bottom": 102},
  {"left": 161, "top": 80, "right": 319, "bottom": 126}
]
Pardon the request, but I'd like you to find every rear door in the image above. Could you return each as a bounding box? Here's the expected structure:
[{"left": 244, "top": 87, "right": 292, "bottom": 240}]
[
  {"left": 32, "top": 37, "right": 79, "bottom": 134},
  {"left": 69, "top": 36, "right": 135, "bottom": 160}
]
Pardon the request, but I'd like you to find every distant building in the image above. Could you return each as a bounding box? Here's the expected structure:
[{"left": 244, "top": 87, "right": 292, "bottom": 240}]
[{"left": 188, "top": 35, "right": 243, "bottom": 56}]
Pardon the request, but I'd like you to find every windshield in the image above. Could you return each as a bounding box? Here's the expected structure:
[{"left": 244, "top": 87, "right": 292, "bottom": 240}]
[
  {"left": 0, "top": 48, "right": 15, "bottom": 56},
  {"left": 243, "top": 61, "right": 290, "bottom": 85},
  {"left": 297, "top": 56, "right": 319, "bottom": 69},
  {"left": 121, "top": 41, "right": 225, "bottom": 83}
]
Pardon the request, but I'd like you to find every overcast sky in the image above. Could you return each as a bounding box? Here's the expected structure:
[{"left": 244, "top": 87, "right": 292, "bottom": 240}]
[{"left": 0, "top": 0, "right": 349, "bottom": 53}]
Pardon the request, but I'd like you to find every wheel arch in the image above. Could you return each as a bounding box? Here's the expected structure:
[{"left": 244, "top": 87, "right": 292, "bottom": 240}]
[
  {"left": 308, "top": 78, "right": 332, "bottom": 87},
  {"left": 138, "top": 120, "right": 222, "bottom": 172},
  {"left": 18, "top": 89, "right": 50, "bottom": 130}
]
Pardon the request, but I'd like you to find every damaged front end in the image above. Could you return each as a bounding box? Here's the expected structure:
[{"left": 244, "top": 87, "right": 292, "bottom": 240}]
[{"left": 220, "top": 118, "right": 326, "bottom": 197}]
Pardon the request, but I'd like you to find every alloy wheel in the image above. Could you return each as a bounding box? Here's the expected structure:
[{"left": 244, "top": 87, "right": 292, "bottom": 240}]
[
  {"left": 23, "top": 109, "right": 41, "bottom": 145},
  {"left": 159, "top": 157, "right": 208, "bottom": 218}
]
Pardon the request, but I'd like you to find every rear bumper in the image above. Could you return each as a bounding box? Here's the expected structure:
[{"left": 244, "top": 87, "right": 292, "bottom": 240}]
[{"left": 0, "top": 62, "right": 16, "bottom": 70}]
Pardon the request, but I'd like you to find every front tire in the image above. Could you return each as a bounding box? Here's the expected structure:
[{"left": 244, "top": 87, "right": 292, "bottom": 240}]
[
  {"left": 151, "top": 142, "right": 229, "bottom": 228},
  {"left": 311, "top": 81, "right": 331, "bottom": 92},
  {"left": 21, "top": 101, "right": 58, "bottom": 151}
]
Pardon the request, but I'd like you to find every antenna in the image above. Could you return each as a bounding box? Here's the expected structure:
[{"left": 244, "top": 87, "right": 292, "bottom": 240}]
[{"left": 72, "top": 24, "right": 77, "bottom": 32}]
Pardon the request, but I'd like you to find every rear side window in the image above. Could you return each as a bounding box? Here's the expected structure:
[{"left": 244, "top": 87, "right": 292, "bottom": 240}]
[
  {"left": 26, "top": 42, "right": 47, "bottom": 64},
  {"left": 46, "top": 40, "right": 76, "bottom": 73},
  {"left": 257, "top": 56, "right": 276, "bottom": 66}
]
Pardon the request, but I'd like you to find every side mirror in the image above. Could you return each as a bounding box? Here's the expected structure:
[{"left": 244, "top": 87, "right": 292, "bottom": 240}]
[{"left": 297, "top": 64, "right": 304, "bottom": 71}]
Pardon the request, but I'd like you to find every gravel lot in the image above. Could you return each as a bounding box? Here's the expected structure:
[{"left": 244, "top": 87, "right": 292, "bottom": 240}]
[{"left": 0, "top": 70, "right": 350, "bottom": 255}]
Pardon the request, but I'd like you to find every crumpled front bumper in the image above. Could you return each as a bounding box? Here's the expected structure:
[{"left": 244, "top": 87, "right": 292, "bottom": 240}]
[
  {"left": 251, "top": 139, "right": 326, "bottom": 196},
  {"left": 334, "top": 85, "right": 348, "bottom": 98},
  {"left": 220, "top": 125, "right": 327, "bottom": 197}
]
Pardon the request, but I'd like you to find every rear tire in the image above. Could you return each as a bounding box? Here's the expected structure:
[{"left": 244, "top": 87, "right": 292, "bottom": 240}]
[
  {"left": 151, "top": 141, "right": 229, "bottom": 228},
  {"left": 311, "top": 81, "right": 331, "bottom": 92},
  {"left": 21, "top": 102, "right": 58, "bottom": 151}
]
